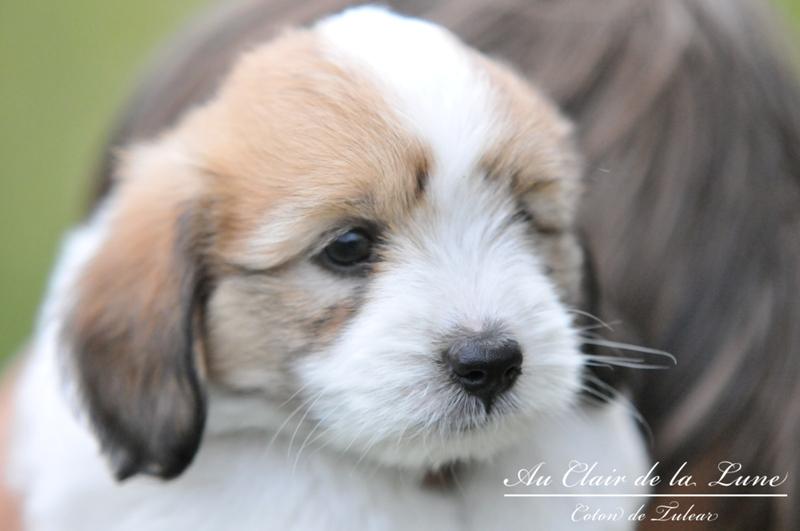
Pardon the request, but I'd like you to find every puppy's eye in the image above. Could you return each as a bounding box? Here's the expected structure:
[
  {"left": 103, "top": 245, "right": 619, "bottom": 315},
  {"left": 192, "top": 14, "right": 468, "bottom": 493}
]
[{"left": 320, "top": 229, "right": 374, "bottom": 271}]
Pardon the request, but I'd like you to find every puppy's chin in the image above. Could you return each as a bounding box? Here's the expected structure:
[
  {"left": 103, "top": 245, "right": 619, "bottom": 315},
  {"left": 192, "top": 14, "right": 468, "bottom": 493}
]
[
  {"left": 287, "top": 354, "right": 584, "bottom": 470},
  {"left": 307, "top": 389, "right": 581, "bottom": 471}
]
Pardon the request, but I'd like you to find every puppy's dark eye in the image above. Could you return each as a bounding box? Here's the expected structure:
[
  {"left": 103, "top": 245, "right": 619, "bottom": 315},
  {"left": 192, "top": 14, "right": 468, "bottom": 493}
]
[{"left": 321, "top": 229, "right": 373, "bottom": 270}]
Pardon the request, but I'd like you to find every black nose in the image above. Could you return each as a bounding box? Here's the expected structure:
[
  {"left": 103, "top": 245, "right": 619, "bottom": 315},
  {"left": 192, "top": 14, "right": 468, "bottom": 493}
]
[{"left": 445, "top": 338, "right": 523, "bottom": 403}]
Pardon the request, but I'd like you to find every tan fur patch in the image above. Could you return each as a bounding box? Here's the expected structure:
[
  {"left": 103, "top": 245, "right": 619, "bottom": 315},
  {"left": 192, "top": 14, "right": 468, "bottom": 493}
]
[
  {"left": 80, "top": 30, "right": 431, "bottom": 397},
  {"left": 474, "top": 55, "right": 584, "bottom": 303},
  {"left": 478, "top": 55, "right": 582, "bottom": 233},
  {"left": 74, "top": 145, "right": 202, "bottom": 348},
  {"left": 184, "top": 30, "right": 431, "bottom": 269}
]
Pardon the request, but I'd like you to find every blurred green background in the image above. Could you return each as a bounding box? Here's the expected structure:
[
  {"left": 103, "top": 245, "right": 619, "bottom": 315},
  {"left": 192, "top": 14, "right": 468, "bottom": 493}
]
[{"left": 0, "top": 0, "right": 799, "bottom": 363}]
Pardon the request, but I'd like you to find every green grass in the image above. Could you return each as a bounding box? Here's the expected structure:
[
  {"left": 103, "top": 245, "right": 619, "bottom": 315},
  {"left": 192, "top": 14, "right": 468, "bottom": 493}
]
[
  {"left": 0, "top": 0, "right": 799, "bottom": 362},
  {"left": 0, "top": 0, "right": 206, "bottom": 361},
  {"left": 778, "top": 0, "right": 800, "bottom": 27}
]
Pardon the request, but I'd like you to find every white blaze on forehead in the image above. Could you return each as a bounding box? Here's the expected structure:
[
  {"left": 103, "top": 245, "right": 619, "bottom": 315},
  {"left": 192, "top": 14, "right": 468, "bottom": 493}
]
[
  {"left": 315, "top": 7, "right": 531, "bottom": 331},
  {"left": 315, "top": 6, "right": 500, "bottom": 189}
]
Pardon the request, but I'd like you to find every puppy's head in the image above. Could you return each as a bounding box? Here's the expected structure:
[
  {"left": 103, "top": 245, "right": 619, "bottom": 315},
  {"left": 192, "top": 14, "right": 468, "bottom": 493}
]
[{"left": 63, "top": 7, "right": 586, "bottom": 479}]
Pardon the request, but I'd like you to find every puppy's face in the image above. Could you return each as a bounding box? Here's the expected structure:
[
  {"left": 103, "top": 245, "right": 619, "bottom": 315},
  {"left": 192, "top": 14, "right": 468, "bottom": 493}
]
[{"left": 63, "top": 8, "right": 585, "bottom": 479}]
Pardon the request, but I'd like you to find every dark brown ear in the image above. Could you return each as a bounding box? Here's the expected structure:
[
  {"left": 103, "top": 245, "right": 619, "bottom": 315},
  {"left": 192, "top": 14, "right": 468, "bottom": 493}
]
[{"left": 64, "top": 144, "right": 209, "bottom": 481}]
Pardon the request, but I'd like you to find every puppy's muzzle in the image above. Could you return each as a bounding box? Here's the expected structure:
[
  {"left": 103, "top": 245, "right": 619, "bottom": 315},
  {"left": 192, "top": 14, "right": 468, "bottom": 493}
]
[{"left": 445, "top": 336, "right": 522, "bottom": 407}]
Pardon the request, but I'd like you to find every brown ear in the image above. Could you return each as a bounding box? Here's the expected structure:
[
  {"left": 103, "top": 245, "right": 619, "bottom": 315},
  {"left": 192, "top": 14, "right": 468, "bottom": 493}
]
[{"left": 64, "top": 143, "right": 209, "bottom": 481}]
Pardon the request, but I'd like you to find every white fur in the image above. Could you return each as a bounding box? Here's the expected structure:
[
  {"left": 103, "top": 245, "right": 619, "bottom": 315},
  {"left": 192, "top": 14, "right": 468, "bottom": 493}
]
[
  {"left": 11, "top": 326, "right": 647, "bottom": 530},
  {"left": 317, "top": 7, "right": 498, "bottom": 180},
  {"left": 280, "top": 6, "right": 585, "bottom": 470},
  {"left": 291, "top": 180, "right": 584, "bottom": 469},
  {"left": 9, "top": 7, "right": 649, "bottom": 530}
]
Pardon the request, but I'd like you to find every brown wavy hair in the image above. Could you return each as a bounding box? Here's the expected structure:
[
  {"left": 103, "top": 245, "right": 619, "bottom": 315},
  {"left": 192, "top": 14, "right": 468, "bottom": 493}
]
[{"left": 90, "top": 1, "right": 800, "bottom": 528}]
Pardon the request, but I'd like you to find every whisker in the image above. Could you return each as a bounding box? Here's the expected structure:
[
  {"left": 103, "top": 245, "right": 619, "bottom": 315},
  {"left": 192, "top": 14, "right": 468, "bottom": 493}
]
[
  {"left": 581, "top": 338, "right": 677, "bottom": 364},
  {"left": 343, "top": 420, "right": 369, "bottom": 455},
  {"left": 266, "top": 391, "right": 319, "bottom": 452},
  {"left": 287, "top": 390, "right": 326, "bottom": 459},
  {"left": 277, "top": 380, "right": 312, "bottom": 408},
  {"left": 567, "top": 308, "right": 617, "bottom": 331},
  {"left": 292, "top": 401, "right": 345, "bottom": 472},
  {"left": 302, "top": 402, "right": 347, "bottom": 453},
  {"left": 576, "top": 323, "right": 616, "bottom": 334},
  {"left": 354, "top": 429, "right": 383, "bottom": 469},
  {"left": 584, "top": 355, "right": 672, "bottom": 370},
  {"left": 578, "top": 383, "right": 616, "bottom": 407},
  {"left": 583, "top": 374, "right": 654, "bottom": 445}
]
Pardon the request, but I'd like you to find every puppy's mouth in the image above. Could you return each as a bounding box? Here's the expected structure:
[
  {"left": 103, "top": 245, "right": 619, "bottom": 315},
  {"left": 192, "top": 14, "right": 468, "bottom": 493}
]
[
  {"left": 447, "top": 370, "right": 522, "bottom": 415},
  {"left": 436, "top": 386, "right": 522, "bottom": 433}
]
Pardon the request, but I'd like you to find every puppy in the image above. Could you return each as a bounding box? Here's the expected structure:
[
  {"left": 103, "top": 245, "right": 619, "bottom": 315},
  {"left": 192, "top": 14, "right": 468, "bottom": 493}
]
[{"left": 8, "top": 7, "right": 647, "bottom": 530}]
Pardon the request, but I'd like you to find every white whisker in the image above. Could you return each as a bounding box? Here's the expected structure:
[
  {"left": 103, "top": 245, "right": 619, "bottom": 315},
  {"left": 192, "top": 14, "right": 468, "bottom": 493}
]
[
  {"left": 584, "top": 355, "right": 671, "bottom": 370},
  {"left": 581, "top": 338, "right": 676, "bottom": 364},
  {"left": 567, "top": 308, "right": 618, "bottom": 331}
]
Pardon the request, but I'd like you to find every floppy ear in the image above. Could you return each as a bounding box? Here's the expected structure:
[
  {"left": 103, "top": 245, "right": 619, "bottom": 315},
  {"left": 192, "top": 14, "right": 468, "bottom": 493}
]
[{"left": 64, "top": 141, "right": 210, "bottom": 481}]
